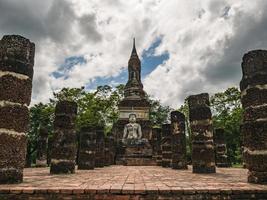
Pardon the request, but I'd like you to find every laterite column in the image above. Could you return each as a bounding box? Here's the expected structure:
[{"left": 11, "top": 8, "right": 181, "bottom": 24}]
[
  {"left": 240, "top": 50, "right": 267, "bottom": 183},
  {"left": 188, "top": 93, "right": 216, "bottom": 173},
  {"left": 152, "top": 127, "right": 162, "bottom": 166},
  {"left": 214, "top": 128, "right": 229, "bottom": 167},
  {"left": 50, "top": 101, "right": 77, "bottom": 174},
  {"left": 78, "top": 126, "right": 96, "bottom": 170},
  {"left": 36, "top": 125, "right": 48, "bottom": 167},
  {"left": 171, "top": 111, "right": 187, "bottom": 169},
  {"left": 95, "top": 127, "right": 105, "bottom": 168},
  {"left": 0, "top": 35, "right": 35, "bottom": 183},
  {"left": 161, "top": 124, "right": 172, "bottom": 168}
]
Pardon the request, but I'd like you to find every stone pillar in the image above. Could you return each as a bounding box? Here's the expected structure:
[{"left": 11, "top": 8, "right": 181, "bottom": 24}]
[
  {"left": 0, "top": 35, "right": 35, "bottom": 183},
  {"left": 240, "top": 50, "right": 267, "bottom": 184},
  {"left": 78, "top": 126, "right": 96, "bottom": 170},
  {"left": 214, "top": 128, "right": 229, "bottom": 167},
  {"left": 95, "top": 127, "right": 105, "bottom": 168},
  {"left": 104, "top": 136, "right": 110, "bottom": 166},
  {"left": 50, "top": 101, "right": 77, "bottom": 174},
  {"left": 188, "top": 93, "right": 216, "bottom": 173},
  {"left": 36, "top": 125, "right": 48, "bottom": 167},
  {"left": 171, "top": 111, "right": 188, "bottom": 169},
  {"left": 108, "top": 136, "right": 115, "bottom": 165},
  {"left": 47, "top": 137, "right": 53, "bottom": 166},
  {"left": 161, "top": 124, "right": 172, "bottom": 168},
  {"left": 152, "top": 128, "right": 162, "bottom": 166}
]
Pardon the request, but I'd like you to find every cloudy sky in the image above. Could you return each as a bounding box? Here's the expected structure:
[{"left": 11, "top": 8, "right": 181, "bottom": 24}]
[{"left": 1, "top": 0, "right": 267, "bottom": 108}]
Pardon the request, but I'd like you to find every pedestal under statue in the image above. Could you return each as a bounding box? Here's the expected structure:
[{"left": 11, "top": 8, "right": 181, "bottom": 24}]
[{"left": 122, "top": 114, "right": 155, "bottom": 166}]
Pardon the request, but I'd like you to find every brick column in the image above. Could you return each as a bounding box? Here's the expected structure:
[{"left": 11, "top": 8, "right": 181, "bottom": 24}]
[
  {"left": 240, "top": 50, "right": 267, "bottom": 184},
  {"left": 78, "top": 126, "right": 96, "bottom": 170},
  {"left": 171, "top": 111, "right": 188, "bottom": 169},
  {"left": 214, "top": 128, "right": 230, "bottom": 167},
  {"left": 152, "top": 127, "right": 162, "bottom": 166},
  {"left": 95, "top": 127, "right": 105, "bottom": 168},
  {"left": 188, "top": 93, "right": 216, "bottom": 173},
  {"left": 36, "top": 125, "right": 48, "bottom": 167},
  {"left": 161, "top": 124, "right": 172, "bottom": 168},
  {"left": 0, "top": 35, "right": 35, "bottom": 183},
  {"left": 50, "top": 101, "right": 77, "bottom": 174}
]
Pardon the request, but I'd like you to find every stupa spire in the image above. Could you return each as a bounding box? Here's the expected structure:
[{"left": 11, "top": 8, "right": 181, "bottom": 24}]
[{"left": 131, "top": 38, "right": 137, "bottom": 56}]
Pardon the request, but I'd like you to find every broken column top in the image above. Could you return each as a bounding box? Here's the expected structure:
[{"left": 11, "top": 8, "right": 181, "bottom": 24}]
[
  {"left": 171, "top": 111, "right": 185, "bottom": 123},
  {"left": 241, "top": 50, "right": 267, "bottom": 77},
  {"left": 39, "top": 125, "right": 49, "bottom": 137},
  {"left": 161, "top": 124, "right": 171, "bottom": 137},
  {"left": 55, "top": 100, "right": 78, "bottom": 115},
  {"left": 214, "top": 128, "right": 225, "bottom": 144},
  {"left": 188, "top": 93, "right": 210, "bottom": 108},
  {"left": 0, "top": 35, "right": 35, "bottom": 78}
]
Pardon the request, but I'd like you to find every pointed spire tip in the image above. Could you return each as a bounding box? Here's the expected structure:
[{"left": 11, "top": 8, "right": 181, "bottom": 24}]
[{"left": 131, "top": 37, "right": 137, "bottom": 55}]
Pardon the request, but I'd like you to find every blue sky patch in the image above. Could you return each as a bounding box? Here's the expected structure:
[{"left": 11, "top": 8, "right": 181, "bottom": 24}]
[
  {"left": 52, "top": 38, "right": 169, "bottom": 90},
  {"left": 52, "top": 56, "right": 86, "bottom": 79},
  {"left": 87, "top": 38, "right": 169, "bottom": 89}
]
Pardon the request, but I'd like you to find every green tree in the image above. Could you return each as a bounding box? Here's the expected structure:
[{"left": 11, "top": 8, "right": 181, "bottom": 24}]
[
  {"left": 26, "top": 103, "right": 54, "bottom": 166},
  {"left": 148, "top": 97, "right": 172, "bottom": 127},
  {"left": 210, "top": 87, "right": 243, "bottom": 164}
]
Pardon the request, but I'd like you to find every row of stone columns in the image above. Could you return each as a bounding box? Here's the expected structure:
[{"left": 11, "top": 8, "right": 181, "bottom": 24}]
[
  {"left": 155, "top": 101, "right": 231, "bottom": 173},
  {"left": 35, "top": 123, "right": 116, "bottom": 171}
]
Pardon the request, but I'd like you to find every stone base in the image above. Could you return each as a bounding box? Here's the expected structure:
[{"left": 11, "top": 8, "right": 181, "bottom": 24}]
[
  {"left": 248, "top": 171, "right": 267, "bottom": 184},
  {"left": 118, "top": 139, "right": 156, "bottom": 166},
  {"left": 36, "top": 160, "right": 47, "bottom": 167},
  {"left": 78, "top": 163, "right": 94, "bottom": 170},
  {"left": 172, "top": 163, "right": 188, "bottom": 170},
  {"left": 50, "top": 161, "right": 75, "bottom": 174},
  {"left": 193, "top": 166, "right": 216, "bottom": 173},
  {"left": 124, "top": 157, "right": 157, "bottom": 166},
  {"left": 216, "top": 163, "right": 231, "bottom": 168},
  {"left": 0, "top": 168, "right": 23, "bottom": 184}
]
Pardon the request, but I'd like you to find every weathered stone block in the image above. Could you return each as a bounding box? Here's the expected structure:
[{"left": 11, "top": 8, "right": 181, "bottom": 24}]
[
  {"left": 241, "top": 87, "right": 267, "bottom": 108},
  {"left": 244, "top": 105, "right": 267, "bottom": 122},
  {"left": 0, "top": 75, "right": 32, "bottom": 105},
  {"left": 0, "top": 132, "right": 27, "bottom": 183},
  {"left": 0, "top": 104, "right": 29, "bottom": 133},
  {"left": 0, "top": 35, "right": 35, "bottom": 78},
  {"left": 241, "top": 121, "right": 267, "bottom": 150}
]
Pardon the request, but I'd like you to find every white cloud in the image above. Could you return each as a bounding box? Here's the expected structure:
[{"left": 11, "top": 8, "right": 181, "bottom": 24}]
[{"left": 0, "top": 0, "right": 267, "bottom": 107}]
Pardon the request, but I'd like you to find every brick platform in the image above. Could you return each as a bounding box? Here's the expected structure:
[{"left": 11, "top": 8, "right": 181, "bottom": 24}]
[{"left": 0, "top": 166, "right": 267, "bottom": 199}]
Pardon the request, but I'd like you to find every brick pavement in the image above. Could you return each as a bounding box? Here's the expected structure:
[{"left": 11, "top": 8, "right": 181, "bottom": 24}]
[{"left": 0, "top": 166, "right": 267, "bottom": 199}]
